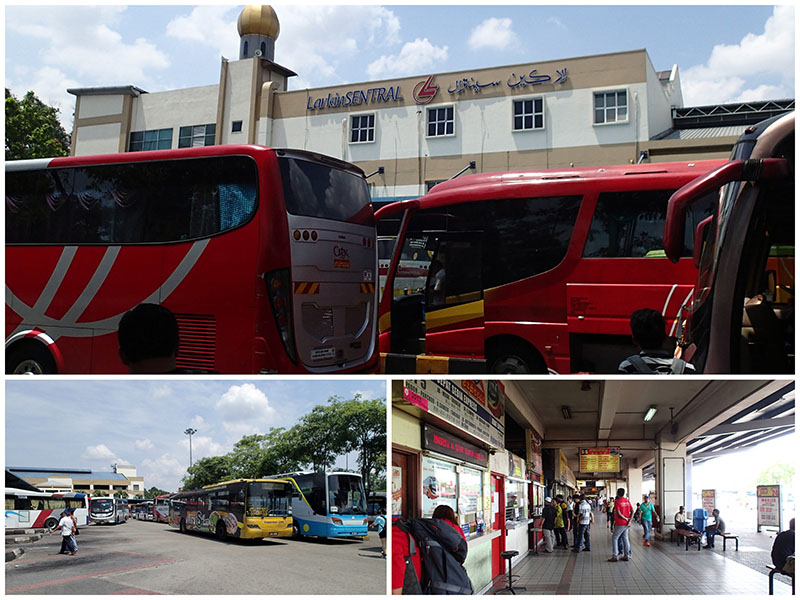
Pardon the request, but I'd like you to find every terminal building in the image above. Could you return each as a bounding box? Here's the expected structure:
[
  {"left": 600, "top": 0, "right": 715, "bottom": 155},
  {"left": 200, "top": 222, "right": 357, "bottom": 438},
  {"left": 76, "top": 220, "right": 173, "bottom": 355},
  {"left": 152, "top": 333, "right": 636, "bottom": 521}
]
[
  {"left": 391, "top": 379, "right": 794, "bottom": 594},
  {"left": 67, "top": 5, "right": 793, "bottom": 205},
  {"left": 7, "top": 465, "right": 146, "bottom": 498}
]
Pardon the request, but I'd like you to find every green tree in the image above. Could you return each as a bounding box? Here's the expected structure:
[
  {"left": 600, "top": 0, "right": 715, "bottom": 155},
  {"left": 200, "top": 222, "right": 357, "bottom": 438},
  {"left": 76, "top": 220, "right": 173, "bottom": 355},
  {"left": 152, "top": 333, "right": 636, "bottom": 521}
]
[
  {"left": 757, "top": 462, "right": 795, "bottom": 487},
  {"left": 338, "top": 395, "right": 387, "bottom": 500},
  {"left": 257, "top": 426, "right": 304, "bottom": 476},
  {"left": 294, "top": 399, "right": 351, "bottom": 471},
  {"left": 182, "top": 455, "right": 231, "bottom": 490},
  {"left": 144, "top": 486, "right": 169, "bottom": 499},
  {"left": 5, "top": 88, "right": 70, "bottom": 160},
  {"left": 228, "top": 434, "right": 269, "bottom": 479}
]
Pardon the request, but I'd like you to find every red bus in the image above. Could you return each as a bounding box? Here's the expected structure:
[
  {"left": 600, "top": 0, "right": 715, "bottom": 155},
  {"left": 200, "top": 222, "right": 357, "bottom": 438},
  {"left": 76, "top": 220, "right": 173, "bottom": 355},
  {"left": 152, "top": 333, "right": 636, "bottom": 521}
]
[
  {"left": 376, "top": 159, "right": 727, "bottom": 373},
  {"left": 6, "top": 145, "right": 379, "bottom": 374},
  {"left": 154, "top": 494, "right": 172, "bottom": 523},
  {"left": 665, "top": 112, "right": 794, "bottom": 373}
]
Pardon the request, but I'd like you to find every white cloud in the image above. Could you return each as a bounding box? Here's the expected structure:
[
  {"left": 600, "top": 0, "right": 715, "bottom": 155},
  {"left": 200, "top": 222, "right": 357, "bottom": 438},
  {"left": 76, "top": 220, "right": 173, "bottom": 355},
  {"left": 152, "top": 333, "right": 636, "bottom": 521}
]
[
  {"left": 215, "top": 384, "right": 277, "bottom": 439},
  {"left": 82, "top": 444, "right": 125, "bottom": 465},
  {"left": 188, "top": 415, "right": 206, "bottom": 429},
  {"left": 367, "top": 38, "right": 449, "bottom": 80},
  {"left": 134, "top": 439, "right": 155, "bottom": 451},
  {"left": 140, "top": 453, "right": 188, "bottom": 492},
  {"left": 468, "top": 18, "right": 519, "bottom": 51},
  {"left": 180, "top": 435, "right": 224, "bottom": 460},
  {"left": 681, "top": 5, "right": 794, "bottom": 105},
  {"left": 165, "top": 6, "right": 240, "bottom": 60}
]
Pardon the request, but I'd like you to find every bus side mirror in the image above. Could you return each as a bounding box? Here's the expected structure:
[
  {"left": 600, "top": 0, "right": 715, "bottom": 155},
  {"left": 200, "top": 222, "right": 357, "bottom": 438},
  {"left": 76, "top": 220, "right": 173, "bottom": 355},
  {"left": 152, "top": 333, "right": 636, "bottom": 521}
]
[{"left": 693, "top": 215, "right": 714, "bottom": 269}]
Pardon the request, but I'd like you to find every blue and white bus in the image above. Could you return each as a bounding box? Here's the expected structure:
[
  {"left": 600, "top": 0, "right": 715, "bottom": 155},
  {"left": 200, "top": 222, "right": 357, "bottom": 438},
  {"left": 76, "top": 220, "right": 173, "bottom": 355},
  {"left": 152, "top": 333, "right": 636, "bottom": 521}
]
[
  {"left": 89, "top": 497, "right": 130, "bottom": 525},
  {"left": 270, "top": 471, "right": 368, "bottom": 539}
]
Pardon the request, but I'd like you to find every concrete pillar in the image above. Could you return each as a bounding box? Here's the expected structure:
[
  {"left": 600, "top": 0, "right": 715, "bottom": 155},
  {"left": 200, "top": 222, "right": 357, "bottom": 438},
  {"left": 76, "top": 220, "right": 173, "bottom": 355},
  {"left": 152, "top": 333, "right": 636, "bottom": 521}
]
[
  {"left": 654, "top": 442, "right": 687, "bottom": 538},
  {"left": 626, "top": 466, "right": 643, "bottom": 506}
]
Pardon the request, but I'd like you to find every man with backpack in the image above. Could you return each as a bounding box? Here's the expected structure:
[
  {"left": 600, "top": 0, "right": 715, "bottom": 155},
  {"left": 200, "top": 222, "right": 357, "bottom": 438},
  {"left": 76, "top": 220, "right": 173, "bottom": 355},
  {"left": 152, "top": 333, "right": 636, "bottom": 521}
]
[
  {"left": 618, "top": 308, "right": 696, "bottom": 374},
  {"left": 391, "top": 511, "right": 473, "bottom": 594}
]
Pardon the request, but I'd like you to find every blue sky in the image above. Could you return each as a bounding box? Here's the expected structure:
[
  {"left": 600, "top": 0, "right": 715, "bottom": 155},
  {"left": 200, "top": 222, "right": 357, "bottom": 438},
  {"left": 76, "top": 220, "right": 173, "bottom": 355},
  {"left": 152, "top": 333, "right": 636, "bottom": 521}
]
[
  {"left": 4, "top": 379, "right": 387, "bottom": 493},
  {"left": 5, "top": 4, "right": 795, "bottom": 129}
]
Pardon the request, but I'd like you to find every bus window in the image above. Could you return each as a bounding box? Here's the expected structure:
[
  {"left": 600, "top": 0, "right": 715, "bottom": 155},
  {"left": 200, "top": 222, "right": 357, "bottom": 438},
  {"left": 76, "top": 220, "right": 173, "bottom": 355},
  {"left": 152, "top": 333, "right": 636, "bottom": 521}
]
[
  {"left": 327, "top": 473, "right": 367, "bottom": 515},
  {"left": 425, "top": 235, "right": 483, "bottom": 309}
]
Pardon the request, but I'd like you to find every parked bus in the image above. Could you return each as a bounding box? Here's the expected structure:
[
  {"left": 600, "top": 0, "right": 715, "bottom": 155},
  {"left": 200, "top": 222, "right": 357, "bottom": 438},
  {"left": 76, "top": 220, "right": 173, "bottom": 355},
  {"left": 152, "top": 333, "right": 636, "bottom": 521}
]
[
  {"left": 5, "top": 145, "right": 379, "bottom": 375},
  {"left": 169, "top": 479, "right": 292, "bottom": 540},
  {"left": 5, "top": 488, "right": 89, "bottom": 529},
  {"left": 664, "top": 112, "right": 794, "bottom": 373},
  {"left": 375, "top": 159, "right": 728, "bottom": 373},
  {"left": 154, "top": 494, "right": 172, "bottom": 523},
  {"left": 269, "top": 471, "right": 368, "bottom": 539},
  {"left": 89, "top": 496, "right": 130, "bottom": 525},
  {"left": 130, "top": 499, "right": 153, "bottom": 520}
]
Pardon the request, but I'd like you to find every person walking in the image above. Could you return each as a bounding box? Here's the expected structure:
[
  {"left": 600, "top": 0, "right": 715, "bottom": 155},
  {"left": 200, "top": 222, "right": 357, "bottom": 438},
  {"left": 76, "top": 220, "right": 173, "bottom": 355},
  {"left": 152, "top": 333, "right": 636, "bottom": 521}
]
[
  {"left": 573, "top": 494, "right": 594, "bottom": 552},
  {"left": 554, "top": 495, "right": 568, "bottom": 549},
  {"left": 639, "top": 496, "right": 659, "bottom": 546},
  {"left": 541, "top": 497, "right": 557, "bottom": 553},
  {"left": 608, "top": 488, "right": 633, "bottom": 562},
  {"left": 51, "top": 510, "right": 77, "bottom": 555},
  {"left": 606, "top": 497, "right": 615, "bottom": 529},
  {"left": 374, "top": 513, "right": 387, "bottom": 557}
]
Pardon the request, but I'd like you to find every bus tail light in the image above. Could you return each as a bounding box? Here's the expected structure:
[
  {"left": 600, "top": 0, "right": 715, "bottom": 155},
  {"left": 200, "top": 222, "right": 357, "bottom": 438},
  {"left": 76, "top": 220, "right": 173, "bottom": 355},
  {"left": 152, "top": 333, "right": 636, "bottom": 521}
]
[
  {"left": 265, "top": 269, "right": 297, "bottom": 364},
  {"left": 332, "top": 517, "right": 343, "bottom": 525}
]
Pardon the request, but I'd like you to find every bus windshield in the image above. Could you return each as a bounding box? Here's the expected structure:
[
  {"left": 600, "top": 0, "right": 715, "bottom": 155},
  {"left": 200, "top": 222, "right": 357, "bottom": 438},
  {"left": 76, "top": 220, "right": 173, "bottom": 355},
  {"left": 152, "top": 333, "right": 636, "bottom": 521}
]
[
  {"left": 327, "top": 474, "right": 366, "bottom": 515},
  {"left": 246, "top": 481, "right": 291, "bottom": 517},
  {"left": 90, "top": 499, "right": 113, "bottom": 511},
  {"left": 278, "top": 156, "right": 373, "bottom": 226}
]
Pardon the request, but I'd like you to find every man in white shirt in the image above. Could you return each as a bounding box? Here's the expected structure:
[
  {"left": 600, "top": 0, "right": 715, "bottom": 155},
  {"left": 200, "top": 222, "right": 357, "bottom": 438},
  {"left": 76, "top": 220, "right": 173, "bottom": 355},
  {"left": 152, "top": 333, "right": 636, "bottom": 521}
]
[
  {"left": 573, "top": 495, "right": 594, "bottom": 552},
  {"left": 674, "top": 506, "right": 693, "bottom": 531},
  {"left": 52, "top": 510, "right": 77, "bottom": 555}
]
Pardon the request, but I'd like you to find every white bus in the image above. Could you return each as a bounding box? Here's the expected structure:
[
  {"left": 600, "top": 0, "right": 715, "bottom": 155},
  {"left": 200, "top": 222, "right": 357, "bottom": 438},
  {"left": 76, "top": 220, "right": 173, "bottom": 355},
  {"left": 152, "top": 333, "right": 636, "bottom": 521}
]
[
  {"left": 5, "top": 487, "right": 89, "bottom": 529},
  {"left": 89, "top": 497, "right": 130, "bottom": 525}
]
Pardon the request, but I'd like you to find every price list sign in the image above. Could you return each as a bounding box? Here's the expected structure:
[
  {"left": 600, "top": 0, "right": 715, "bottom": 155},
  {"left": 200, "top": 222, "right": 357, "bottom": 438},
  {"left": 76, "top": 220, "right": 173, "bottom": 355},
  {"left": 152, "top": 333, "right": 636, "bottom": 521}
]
[
  {"left": 579, "top": 447, "right": 620, "bottom": 473},
  {"left": 757, "top": 485, "right": 781, "bottom": 528}
]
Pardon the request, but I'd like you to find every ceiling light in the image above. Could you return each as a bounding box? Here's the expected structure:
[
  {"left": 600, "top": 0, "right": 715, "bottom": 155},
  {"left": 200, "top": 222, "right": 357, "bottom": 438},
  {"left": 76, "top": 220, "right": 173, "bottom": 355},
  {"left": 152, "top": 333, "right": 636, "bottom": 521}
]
[
  {"left": 643, "top": 407, "right": 657, "bottom": 422},
  {"left": 561, "top": 406, "right": 572, "bottom": 420}
]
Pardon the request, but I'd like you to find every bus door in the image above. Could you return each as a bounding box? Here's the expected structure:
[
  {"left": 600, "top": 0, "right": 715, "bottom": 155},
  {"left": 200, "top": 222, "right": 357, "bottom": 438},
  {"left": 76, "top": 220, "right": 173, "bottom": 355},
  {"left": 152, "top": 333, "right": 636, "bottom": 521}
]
[{"left": 389, "top": 232, "right": 484, "bottom": 357}]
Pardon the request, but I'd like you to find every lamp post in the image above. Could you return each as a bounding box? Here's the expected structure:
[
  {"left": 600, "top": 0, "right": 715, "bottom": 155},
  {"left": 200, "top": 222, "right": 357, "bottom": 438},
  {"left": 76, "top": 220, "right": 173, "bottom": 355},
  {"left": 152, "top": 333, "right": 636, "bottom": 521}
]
[{"left": 184, "top": 428, "right": 197, "bottom": 467}]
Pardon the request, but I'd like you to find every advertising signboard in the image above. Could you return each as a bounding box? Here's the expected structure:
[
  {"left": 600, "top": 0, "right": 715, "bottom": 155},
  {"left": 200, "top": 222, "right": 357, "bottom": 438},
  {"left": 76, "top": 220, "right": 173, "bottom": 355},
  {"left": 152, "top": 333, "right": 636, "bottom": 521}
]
[
  {"left": 702, "top": 489, "right": 715, "bottom": 513},
  {"left": 391, "top": 466, "right": 403, "bottom": 517},
  {"left": 579, "top": 447, "right": 621, "bottom": 473},
  {"left": 757, "top": 485, "right": 781, "bottom": 530}
]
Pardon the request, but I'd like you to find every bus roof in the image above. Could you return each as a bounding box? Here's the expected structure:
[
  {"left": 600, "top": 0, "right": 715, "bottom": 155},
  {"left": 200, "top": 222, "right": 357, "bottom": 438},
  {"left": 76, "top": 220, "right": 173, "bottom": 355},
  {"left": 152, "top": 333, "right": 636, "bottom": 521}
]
[
  {"left": 200, "top": 478, "right": 291, "bottom": 489},
  {"left": 5, "top": 487, "right": 87, "bottom": 499},
  {"left": 374, "top": 159, "right": 728, "bottom": 220}
]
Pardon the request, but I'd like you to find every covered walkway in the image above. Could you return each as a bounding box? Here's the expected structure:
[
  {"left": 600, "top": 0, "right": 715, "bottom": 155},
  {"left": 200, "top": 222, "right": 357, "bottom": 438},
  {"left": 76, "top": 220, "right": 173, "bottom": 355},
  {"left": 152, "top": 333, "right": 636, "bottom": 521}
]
[{"left": 487, "top": 513, "right": 794, "bottom": 595}]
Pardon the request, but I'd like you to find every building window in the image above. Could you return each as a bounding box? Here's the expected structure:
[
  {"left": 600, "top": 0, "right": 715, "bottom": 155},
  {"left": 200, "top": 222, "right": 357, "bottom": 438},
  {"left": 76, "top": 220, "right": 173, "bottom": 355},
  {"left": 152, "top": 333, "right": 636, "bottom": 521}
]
[
  {"left": 179, "top": 124, "right": 216, "bottom": 148},
  {"left": 513, "top": 98, "right": 544, "bottom": 131},
  {"left": 350, "top": 114, "right": 375, "bottom": 143},
  {"left": 594, "top": 90, "right": 628, "bottom": 124},
  {"left": 426, "top": 180, "right": 445, "bottom": 193},
  {"left": 133, "top": 485, "right": 140, "bottom": 491},
  {"left": 232, "top": 120, "right": 243, "bottom": 133},
  {"left": 427, "top": 106, "right": 454, "bottom": 137},
  {"left": 129, "top": 128, "right": 173, "bottom": 152}
]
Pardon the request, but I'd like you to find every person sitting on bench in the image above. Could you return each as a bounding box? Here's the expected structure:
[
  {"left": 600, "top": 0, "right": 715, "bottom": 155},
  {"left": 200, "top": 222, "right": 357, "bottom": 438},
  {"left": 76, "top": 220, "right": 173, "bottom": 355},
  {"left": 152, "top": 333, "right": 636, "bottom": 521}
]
[
  {"left": 675, "top": 506, "right": 697, "bottom": 532},
  {"left": 704, "top": 509, "right": 726, "bottom": 549},
  {"left": 771, "top": 518, "right": 795, "bottom": 573}
]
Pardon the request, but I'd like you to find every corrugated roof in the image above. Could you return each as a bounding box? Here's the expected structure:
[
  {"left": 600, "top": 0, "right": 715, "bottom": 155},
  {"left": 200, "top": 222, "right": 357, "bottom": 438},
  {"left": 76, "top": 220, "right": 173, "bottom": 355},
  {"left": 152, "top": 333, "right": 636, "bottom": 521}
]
[
  {"left": 653, "top": 125, "right": 749, "bottom": 141},
  {"left": 7, "top": 467, "right": 128, "bottom": 481}
]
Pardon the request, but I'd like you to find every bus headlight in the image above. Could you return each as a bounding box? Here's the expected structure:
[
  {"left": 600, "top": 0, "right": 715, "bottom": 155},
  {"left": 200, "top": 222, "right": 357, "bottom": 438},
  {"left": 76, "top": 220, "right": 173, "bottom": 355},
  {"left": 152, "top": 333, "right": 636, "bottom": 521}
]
[
  {"left": 332, "top": 517, "right": 343, "bottom": 525},
  {"left": 265, "top": 269, "right": 297, "bottom": 364}
]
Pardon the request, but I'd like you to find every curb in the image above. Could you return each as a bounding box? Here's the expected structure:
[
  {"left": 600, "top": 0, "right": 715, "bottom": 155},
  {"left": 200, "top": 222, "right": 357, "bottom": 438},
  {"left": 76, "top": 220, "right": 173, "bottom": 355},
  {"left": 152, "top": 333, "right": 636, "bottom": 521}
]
[
  {"left": 5, "top": 547, "right": 25, "bottom": 563},
  {"left": 381, "top": 353, "right": 486, "bottom": 374},
  {"left": 5, "top": 534, "right": 43, "bottom": 546}
]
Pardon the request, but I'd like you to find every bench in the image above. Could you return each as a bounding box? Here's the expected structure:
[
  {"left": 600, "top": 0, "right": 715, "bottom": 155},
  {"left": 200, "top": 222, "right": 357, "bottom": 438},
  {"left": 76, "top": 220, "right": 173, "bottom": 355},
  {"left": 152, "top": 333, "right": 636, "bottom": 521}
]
[
  {"left": 671, "top": 528, "right": 702, "bottom": 551},
  {"left": 767, "top": 564, "right": 795, "bottom": 595},
  {"left": 720, "top": 532, "right": 739, "bottom": 551}
]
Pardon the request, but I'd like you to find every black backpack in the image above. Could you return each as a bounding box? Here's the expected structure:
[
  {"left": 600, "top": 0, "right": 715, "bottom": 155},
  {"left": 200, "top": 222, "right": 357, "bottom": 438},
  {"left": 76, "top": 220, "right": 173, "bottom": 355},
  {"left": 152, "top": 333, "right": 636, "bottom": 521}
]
[
  {"left": 396, "top": 517, "right": 473, "bottom": 595},
  {"left": 625, "top": 354, "right": 687, "bottom": 374}
]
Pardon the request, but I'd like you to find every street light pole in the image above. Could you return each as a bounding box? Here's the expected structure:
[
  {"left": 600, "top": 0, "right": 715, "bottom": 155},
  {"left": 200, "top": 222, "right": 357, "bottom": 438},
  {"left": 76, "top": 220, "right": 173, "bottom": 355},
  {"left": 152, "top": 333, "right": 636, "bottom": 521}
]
[{"left": 184, "top": 428, "right": 197, "bottom": 467}]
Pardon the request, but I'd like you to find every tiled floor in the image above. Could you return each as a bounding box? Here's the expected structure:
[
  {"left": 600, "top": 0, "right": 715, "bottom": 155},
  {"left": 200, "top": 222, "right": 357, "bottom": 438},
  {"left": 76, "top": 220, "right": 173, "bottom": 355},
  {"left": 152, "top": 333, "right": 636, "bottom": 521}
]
[{"left": 488, "top": 522, "right": 794, "bottom": 595}]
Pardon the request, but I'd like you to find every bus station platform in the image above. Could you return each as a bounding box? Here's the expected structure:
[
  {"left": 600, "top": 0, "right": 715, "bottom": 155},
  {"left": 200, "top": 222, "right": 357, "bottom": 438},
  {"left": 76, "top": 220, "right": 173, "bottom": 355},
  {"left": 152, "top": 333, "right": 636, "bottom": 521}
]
[{"left": 486, "top": 520, "right": 794, "bottom": 595}]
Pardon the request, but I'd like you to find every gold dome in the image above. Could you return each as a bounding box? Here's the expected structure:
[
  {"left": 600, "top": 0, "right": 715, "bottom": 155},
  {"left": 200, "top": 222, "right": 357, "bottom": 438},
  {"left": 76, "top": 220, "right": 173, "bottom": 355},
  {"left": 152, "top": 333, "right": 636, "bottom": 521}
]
[{"left": 237, "top": 5, "right": 280, "bottom": 40}]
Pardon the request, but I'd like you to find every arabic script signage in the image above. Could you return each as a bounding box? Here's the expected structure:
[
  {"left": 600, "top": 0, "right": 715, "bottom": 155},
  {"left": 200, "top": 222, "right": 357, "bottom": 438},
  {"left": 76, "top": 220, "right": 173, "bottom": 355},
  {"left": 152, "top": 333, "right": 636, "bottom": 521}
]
[{"left": 448, "top": 67, "right": 568, "bottom": 95}]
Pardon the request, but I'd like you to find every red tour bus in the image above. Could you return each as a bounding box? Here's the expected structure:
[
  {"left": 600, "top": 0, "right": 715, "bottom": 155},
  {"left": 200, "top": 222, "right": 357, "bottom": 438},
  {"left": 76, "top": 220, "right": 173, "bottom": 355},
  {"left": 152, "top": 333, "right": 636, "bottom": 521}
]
[
  {"left": 376, "top": 159, "right": 727, "bottom": 374},
  {"left": 664, "top": 112, "right": 794, "bottom": 373},
  {"left": 6, "top": 145, "right": 378, "bottom": 374}
]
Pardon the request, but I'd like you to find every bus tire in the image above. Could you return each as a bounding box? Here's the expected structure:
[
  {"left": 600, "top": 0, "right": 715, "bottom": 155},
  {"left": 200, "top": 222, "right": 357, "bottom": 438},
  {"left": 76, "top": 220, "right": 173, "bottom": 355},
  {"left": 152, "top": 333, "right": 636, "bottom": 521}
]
[
  {"left": 487, "top": 339, "right": 546, "bottom": 374},
  {"left": 292, "top": 521, "right": 300, "bottom": 538},
  {"left": 215, "top": 521, "right": 227, "bottom": 541},
  {"left": 44, "top": 517, "right": 58, "bottom": 530},
  {"left": 6, "top": 341, "right": 57, "bottom": 375}
]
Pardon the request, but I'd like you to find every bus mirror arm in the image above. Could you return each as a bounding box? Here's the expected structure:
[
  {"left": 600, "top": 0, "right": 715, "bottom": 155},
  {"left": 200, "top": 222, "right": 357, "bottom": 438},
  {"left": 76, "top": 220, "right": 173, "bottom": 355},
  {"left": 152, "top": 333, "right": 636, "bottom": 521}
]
[{"left": 664, "top": 158, "right": 791, "bottom": 263}]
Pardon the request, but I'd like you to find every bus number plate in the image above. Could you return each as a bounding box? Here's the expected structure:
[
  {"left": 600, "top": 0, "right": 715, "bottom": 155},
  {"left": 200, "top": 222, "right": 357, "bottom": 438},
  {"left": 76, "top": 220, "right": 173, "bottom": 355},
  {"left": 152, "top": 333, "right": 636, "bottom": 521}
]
[
  {"left": 311, "top": 347, "right": 336, "bottom": 361},
  {"left": 269, "top": 532, "right": 279, "bottom": 536}
]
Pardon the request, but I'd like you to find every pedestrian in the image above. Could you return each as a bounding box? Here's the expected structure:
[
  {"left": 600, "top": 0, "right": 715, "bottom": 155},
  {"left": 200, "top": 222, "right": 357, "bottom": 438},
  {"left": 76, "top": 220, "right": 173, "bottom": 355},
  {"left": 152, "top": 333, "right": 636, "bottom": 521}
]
[
  {"left": 606, "top": 497, "right": 615, "bottom": 529},
  {"left": 639, "top": 496, "right": 659, "bottom": 546},
  {"left": 374, "top": 513, "right": 387, "bottom": 558},
  {"left": 554, "top": 495, "right": 568, "bottom": 549},
  {"left": 570, "top": 493, "right": 581, "bottom": 550},
  {"left": 432, "top": 505, "right": 466, "bottom": 542},
  {"left": 703, "top": 508, "right": 726, "bottom": 549},
  {"left": 634, "top": 502, "right": 641, "bottom": 523},
  {"left": 391, "top": 518, "right": 422, "bottom": 594},
  {"left": 541, "top": 497, "right": 557, "bottom": 553},
  {"left": 618, "top": 308, "right": 696, "bottom": 373},
  {"left": 608, "top": 488, "right": 633, "bottom": 562},
  {"left": 573, "top": 494, "right": 593, "bottom": 552},
  {"left": 51, "top": 510, "right": 77, "bottom": 555}
]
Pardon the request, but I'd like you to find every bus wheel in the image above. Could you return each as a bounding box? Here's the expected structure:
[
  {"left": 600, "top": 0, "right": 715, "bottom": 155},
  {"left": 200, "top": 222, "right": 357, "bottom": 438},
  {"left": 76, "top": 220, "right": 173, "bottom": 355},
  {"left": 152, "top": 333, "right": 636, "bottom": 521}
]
[
  {"left": 487, "top": 341, "right": 545, "bottom": 374},
  {"left": 6, "top": 342, "right": 57, "bottom": 375},
  {"left": 44, "top": 517, "right": 58, "bottom": 530},
  {"left": 215, "top": 521, "right": 227, "bottom": 541},
  {"left": 292, "top": 521, "right": 300, "bottom": 538}
]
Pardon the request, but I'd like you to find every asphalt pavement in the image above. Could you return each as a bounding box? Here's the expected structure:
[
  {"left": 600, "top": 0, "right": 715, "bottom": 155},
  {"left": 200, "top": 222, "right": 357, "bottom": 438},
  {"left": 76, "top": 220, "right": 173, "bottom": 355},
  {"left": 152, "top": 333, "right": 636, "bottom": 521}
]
[{"left": 6, "top": 518, "right": 386, "bottom": 595}]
